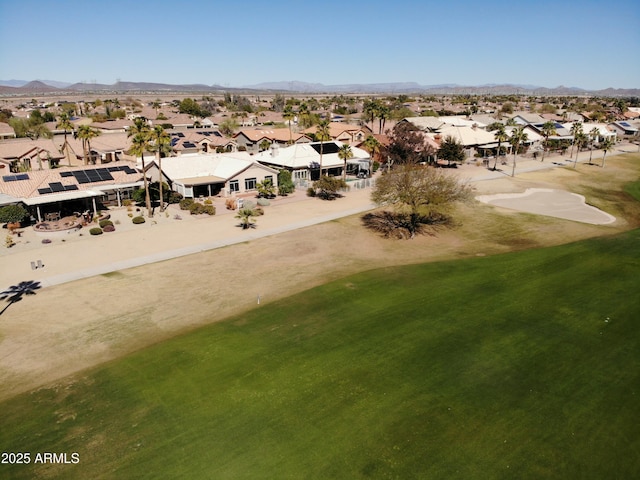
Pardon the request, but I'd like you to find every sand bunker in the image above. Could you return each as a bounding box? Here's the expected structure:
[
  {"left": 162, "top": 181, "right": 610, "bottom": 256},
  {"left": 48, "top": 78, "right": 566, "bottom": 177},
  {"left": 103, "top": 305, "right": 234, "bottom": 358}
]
[{"left": 476, "top": 188, "right": 616, "bottom": 225}]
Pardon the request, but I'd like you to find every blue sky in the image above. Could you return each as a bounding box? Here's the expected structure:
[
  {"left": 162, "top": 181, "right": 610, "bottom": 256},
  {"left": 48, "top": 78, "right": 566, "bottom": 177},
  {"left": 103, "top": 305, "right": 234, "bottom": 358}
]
[{"left": 1, "top": 0, "right": 638, "bottom": 89}]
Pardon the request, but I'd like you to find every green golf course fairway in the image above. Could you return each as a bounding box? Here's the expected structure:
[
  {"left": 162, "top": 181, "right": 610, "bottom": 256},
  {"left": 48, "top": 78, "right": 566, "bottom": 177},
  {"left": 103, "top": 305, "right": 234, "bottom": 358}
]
[{"left": 1, "top": 229, "right": 639, "bottom": 479}]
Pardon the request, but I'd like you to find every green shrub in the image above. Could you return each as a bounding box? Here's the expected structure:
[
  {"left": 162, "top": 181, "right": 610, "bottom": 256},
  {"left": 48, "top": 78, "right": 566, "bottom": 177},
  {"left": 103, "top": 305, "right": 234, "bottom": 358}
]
[
  {"left": 179, "top": 198, "right": 195, "bottom": 210},
  {"left": 132, "top": 216, "right": 146, "bottom": 224},
  {"left": 167, "top": 191, "right": 183, "bottom": 204},
  {"left": 99, "top": 219, "right": 114, "bottom": 228},
  {"left": 306, "top": 187, "right": 316, "bottom": 197},
  {"left": 0, "top": 204, "right": 28, "bottom": 224},
  {"left": 203, "top": 205, "right": 215, "bottom": 215},
  {"left": 89, "top": 227, "right": 103, "bottom": 235},
  {"left": 189, "top": 203, "right": 204, "bottom": 215},
  {"left": 204, "top": 198, "right": 213, "bottom": 205},
  {"left": 188, "top": 203, "right": 215, "bottom": 216}
]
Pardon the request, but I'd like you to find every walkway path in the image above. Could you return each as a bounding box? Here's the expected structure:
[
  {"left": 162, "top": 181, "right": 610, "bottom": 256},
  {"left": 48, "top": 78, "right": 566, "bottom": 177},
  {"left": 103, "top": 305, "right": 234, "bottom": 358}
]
[{"left": 1, "top": 143, "right": 633, "bottom": 290}]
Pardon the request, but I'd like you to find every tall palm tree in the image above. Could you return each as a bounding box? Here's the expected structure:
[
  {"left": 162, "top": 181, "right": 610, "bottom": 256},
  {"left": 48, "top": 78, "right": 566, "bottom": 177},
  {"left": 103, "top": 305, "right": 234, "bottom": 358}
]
[
  {"left": 362, "top": 135, "right": 381, "bottom": 177},
  {"left": 338, "top": 143, "right": 353, "bottom": 181},
  {"left": 152, "top": 99, "right": 161, "bottom": 118},
  {"left": 509, "top": 126, "right": 528, "bottom": 177},
  {"left": 588, "top": 127, "right": 600, "bottom": 165},
  {"left": 492, "top": 124, "right": 508, "bottom": 170},
  {"left": 377, "top": 103, "right": 390, "bottom": 134},
  {"left": 283, "top": 105, "right": 294, "bottom": 144},
  {"left": 127, "top": 118, "right": 153, "bottom": 217},
  {"left": 77, "top": 125, "right": 100, "bottom": 165},
  {"left": 362, "top": 99, "right": 377, "bottom": 132},
  {"left": 570, "top": 122, "right": 583, "bottom": 158},
  {"left": 316, "top": 119, "right": 331, "bottom": 178},
  {"left": 600, "top": 137, "right": 614, "bottom": 168},
  {"left": 540, "top": 121, "right": 557, "bottom": 162},
  {"left": 150, "top": 125, "right": 171, "bottom": 212},
  {"left": 573, "top": 132, "right": 587, "bottom": 168},
  {"left": 56, "top": 113, "right": 74, "bottom": 166}
]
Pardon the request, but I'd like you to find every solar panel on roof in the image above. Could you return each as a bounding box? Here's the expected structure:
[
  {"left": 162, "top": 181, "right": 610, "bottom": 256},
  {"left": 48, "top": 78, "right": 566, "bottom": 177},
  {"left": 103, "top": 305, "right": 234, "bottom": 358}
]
[
  {"left": 64, "top": 185, "right": 79, "bottom": 191},
  {"left": 213, "top": 131, "right": 222, "bottom": 137},
  {"left": 107, "top": 166, "right": 120, "bottom": 172},
  {"left": 73, "top": 171, "right": 90, "bottom": 183},
  {"left": 176, "top": 132, "right": 185, "bottom": 138},
  {"left": 38, "top": 188, "right": 52, "bottom": 195},
  {"left": 183, "top": 142, "right": 196, "bottom": 148},
  {"left": 60, "top": 171, "right": 74, "bottom": 177},
  {"left": 2, "top": 173, "right": 30, "bottom": 182},
  {"left": 310, "top": 142, "right": 340, "bottom": 155},
  {"left": 620, "top": 121, "right": 631, "bottom": 127},
  {"left": 49, "top": 182, "right": 65, "bottom": 192},
  {"left": 171, "top": 138, "right": 179, "bottom": 146},
  {"left": 123, "top": 167, "right": 137, "bottom": 174}
]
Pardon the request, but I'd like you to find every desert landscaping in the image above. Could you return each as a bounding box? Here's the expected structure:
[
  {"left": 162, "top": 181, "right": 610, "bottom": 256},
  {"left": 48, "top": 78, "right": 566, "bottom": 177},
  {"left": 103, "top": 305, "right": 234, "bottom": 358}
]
[{"left": 1, "top": 145, "right": 638, "bottom": 402}]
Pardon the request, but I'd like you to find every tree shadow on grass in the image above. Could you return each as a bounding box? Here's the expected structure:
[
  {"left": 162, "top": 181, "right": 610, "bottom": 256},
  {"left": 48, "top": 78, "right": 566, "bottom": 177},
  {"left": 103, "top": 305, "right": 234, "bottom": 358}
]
[{"left": 0, "top": 280, "right": 41, "bottom": 316}]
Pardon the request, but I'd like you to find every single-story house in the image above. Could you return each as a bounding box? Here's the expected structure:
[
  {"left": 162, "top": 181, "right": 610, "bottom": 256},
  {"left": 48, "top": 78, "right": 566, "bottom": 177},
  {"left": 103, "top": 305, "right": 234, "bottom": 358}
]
[
  {"left": 609, "top": 121, "right": 639, "bottom": 137},
  {"left": 0, "top": 143, "right": 64, "bottom": 172},
  {"left": 0, "top": 122, "right": 16, "bottom": 139},
  {"left": 303, "top": 122, "right": 372, "bottom": 144},
  {"left": 234, "top": 128, "right": 311, "bottom": 152},
  {"left": 511, "top": 113, "right": 546, "bottom": 127},
  {"left": 0, "top": 162, "right": 144, "bottom": 220},
  {"left": 252, "top": 141, "right": 371, "bottom": 181},
  {"left": 146, "top": 153, "right": 279, "bottom": 199}
]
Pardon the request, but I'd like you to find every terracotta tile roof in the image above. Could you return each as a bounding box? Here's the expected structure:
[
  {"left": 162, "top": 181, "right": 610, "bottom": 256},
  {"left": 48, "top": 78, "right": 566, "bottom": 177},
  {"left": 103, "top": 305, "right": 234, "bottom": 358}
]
[
  {"left": 0, "top": 122, "right": 15, "bottom": 137},
  {"left": 0, "top": 162, "right": 142, "bottom": 200},
  {"left": 235, "top": 128, "right": 310, "bottom": 143}
]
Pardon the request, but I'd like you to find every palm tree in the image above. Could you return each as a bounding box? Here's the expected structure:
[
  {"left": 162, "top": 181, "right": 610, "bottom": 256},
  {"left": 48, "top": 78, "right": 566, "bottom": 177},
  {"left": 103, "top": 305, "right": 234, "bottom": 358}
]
[
  {"left": 362, "top": 135, "right": 381, "bottom": 177},
  {"left": 509, "top": 126, "right": 528, "bottom": 177},
  {"left": 56, "top": 113, "right": 74, "bottom": 166},
  {"left": 76, "top": 125, "right": 100, "bottom": 165},
  {"left": 362, "top": 99, "right": 377, "bottom": 132},
  {"left": 0, "top": 280, "right": 41, "bottom": 316},
  {"left": 492, "top": 124, "right": 508, "bottom": 170},
  {"left": 573, "top": 132, "right": 587, "bottom": 168},
  {"left": 235, "top": 202, "right": 258, "bottom": 229},
  {"left": 570, "top": 122, "right": 583, "bottom": 158},
  {"left": 588, "top": 127, "right": 600, "bottom": 164},
  {"left": 338, "top": 143, "right": 353, "bottom": 181},
  {"left": 152, "top": 99, "right": 161, "bottom": 118},
  {"left": 316, "top": 119, "right": 331, "bottom": 178},
  {"left": 150, "top": 125, "right": 171, "bottom": 212},
  {"left": 377, "top": 103, "right": 390, "bottom": 134},
  {"left": 127, "top": 118, "right": 153, "bottom": 217},
  {"left": 600, "top": 137, "right": 614, "bottom": 168},
  {"left": 540, "top": 121, "right": 557, "bottom": 162}
]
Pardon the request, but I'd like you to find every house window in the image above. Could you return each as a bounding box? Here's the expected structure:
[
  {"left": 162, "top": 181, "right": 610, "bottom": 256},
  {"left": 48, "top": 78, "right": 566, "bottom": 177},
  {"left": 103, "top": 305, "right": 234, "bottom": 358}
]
[
  {"left": 229, "top": 180, "right": 239, "bottom": 192},
  {"left": 264, "top": 175, "right": 273, "bottom": 184},
  {"left": 245, "top": 178, "right": 257, "bottom": 190}
]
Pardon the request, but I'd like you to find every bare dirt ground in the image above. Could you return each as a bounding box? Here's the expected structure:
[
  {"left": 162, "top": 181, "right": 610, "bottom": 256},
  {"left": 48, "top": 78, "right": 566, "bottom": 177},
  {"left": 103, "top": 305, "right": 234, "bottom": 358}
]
[{"left": 1, "top": 150, "right": 638, "bottom": 401}]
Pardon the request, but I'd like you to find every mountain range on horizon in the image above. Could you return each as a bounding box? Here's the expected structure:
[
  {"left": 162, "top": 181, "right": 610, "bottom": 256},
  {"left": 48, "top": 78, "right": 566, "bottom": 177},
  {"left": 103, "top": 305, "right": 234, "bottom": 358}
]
[{"left": 0, "top": 79, "right": 638, "bottom": 97}]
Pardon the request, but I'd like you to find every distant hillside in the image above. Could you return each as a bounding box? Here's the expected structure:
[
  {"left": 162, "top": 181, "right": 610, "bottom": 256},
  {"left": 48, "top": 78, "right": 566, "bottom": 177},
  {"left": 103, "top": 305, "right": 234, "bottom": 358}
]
[{"left": 1, "top": 79, "right": 638, "bottom": 97}]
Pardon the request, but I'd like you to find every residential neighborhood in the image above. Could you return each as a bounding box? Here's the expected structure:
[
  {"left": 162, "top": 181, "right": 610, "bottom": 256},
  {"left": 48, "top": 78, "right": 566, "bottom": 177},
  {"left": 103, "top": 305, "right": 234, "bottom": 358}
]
[{"left": 2, "top": 93, "right": 639, "bottom": 221}]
